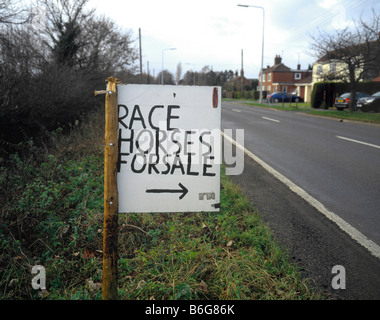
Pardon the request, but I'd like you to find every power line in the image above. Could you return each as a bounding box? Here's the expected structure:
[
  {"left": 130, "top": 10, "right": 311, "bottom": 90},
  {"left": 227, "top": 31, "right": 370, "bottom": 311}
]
[{"left": 282, "top": 0, "right": 368, "bottom": 43}]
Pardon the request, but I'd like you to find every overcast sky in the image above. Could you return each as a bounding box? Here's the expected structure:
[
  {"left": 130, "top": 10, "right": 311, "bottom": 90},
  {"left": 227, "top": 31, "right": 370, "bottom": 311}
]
[{"left": 89, "top": 0, "right": 379, "bottom": 79}]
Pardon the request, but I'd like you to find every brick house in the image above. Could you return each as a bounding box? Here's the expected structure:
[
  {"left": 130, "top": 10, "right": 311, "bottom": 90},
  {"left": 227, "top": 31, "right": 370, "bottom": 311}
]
[{"left": 259, "top": 55, "right": 313, "bottom": 102}]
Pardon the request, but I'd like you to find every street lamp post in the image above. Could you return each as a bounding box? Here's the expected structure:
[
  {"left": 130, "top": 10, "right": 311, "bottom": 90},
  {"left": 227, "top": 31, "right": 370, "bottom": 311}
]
[
  {"left": 162, "top": 48, "right": 176, "bottom": 85},
  {"left": 238, "top": 4, "right": 265, "bottom": 104}
]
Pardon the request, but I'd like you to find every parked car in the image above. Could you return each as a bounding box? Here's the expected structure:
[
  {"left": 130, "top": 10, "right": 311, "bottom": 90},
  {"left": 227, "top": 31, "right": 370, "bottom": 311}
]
[
  {"left": 267, "top": 92, "right": 304, "bottom": 103},
  {"left": 334, "top": 92, "right": 371, "bottom": 111},
  {"left": 357, "top": 91, "right": 380, "bottom": 112}
]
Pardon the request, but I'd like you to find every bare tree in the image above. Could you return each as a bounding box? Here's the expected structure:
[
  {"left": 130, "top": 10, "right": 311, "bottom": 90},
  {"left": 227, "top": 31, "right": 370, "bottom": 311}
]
[
  {"left": 0, "top": 0, "right": 29, "bottom": 25},
  {"left": 156, "top": 70, "right": 175, "bottom": 85},
  {"left": 310, "top": 9, "right": 380, "bottom": 110},
  {"left": 36, "top": 0, "right": 94, "bottom": 66},
  {"left": 77, "top": 15, "right": 137, "bottom": 75},
  {"left": 0, "top": 0, "right": 138, "bottom": 154}
]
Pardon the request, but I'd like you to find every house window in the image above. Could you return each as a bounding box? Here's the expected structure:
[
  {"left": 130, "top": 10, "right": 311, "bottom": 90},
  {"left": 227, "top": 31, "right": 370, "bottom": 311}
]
[
  {"left": 317, "top": 65, "right": 322, "bottom": 75},
  {"left": 295, "top": 73, "right": 301, "bottom": 80},
  {"left": 282, "top": 86, "right": 288, "bottom": 92},
  {"left": 268, "top": 73, "right": 272, "bottom": 81},
  {"left": 330, "top": 62, "right": 336, "bottom": 73},
  {"left": 267, "top": 85, "right": 271, "bottom": 92}
]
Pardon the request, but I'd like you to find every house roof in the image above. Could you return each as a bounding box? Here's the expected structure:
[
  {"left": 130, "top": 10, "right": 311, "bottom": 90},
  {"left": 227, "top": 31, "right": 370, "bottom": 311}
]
[
  {"left": 295, "top": 74, "right": 313, "bottom": 84},
  {"left": 263, "top": 63, "right": 291, "bottom": 73}
]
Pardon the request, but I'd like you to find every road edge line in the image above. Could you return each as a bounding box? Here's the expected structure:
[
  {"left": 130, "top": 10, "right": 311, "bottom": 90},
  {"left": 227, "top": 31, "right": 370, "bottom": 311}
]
[
  {"left": 336, "top": 135, "right": 380, "bottom": 149},
  {"left": 222, "top": 131, "right": 380, "bottom": 260}
]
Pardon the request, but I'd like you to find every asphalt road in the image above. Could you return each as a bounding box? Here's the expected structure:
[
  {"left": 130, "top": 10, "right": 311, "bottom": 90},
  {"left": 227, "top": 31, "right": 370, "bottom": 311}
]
[{"left": 221, "top": 101, "right": 380, "bottom": 299}]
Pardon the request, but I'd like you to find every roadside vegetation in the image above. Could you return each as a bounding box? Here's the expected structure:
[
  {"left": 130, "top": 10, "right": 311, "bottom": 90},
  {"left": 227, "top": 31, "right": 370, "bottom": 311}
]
[
  {"left": 306, "top": 109, "right": 380, "bottom": 124},
  {"left": 0, "top": 108, "right": 324, "bottom": 300}
]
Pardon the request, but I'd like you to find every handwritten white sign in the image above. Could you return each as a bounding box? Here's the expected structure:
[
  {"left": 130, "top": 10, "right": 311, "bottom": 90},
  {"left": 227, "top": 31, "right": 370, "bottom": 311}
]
[{"left": 117, "top": 84, "right": 221, "bottom": 213}]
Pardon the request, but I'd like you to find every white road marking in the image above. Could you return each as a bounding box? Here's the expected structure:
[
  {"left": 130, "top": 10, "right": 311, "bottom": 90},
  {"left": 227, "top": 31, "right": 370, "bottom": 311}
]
[
  {"left": 222, "top": 131, "right": 380, "bottom": 260},
  {"left": 232, "top": 109, "right": 241, "bottom": 113},
  {"left": 336, "top": 136, "right": 380, "bottom": 150},
  {"left": 262, "top": 116, "right": 280, "bottom": 123}
]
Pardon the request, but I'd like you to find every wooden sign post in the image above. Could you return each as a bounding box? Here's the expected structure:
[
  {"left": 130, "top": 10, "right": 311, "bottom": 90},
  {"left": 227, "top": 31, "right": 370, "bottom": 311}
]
[
  {"left": 96, "top": 82, "right": 221, "bottom": 300},
  {"left": 96, "top": 77, "right": 120, "bottom": 300}
]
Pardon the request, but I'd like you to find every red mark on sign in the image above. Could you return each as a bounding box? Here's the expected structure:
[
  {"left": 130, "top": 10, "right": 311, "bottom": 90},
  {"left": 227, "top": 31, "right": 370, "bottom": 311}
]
[{"left": 212, "top": 87, "right": 218, "bottom": 108}]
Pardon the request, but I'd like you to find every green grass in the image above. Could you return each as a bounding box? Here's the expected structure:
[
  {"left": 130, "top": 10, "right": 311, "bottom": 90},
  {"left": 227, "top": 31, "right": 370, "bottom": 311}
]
[
  {"left": 243, "top": 101, "right": 311, "bottom": 112},
  {"left": 223, "top": 98, "right": 314, "bottom": 111},
  {"left": 116, "top": 168, "right": 322, "bottom": 300},
  {"left": 0, "top": 109, "right": 323, "bottom": 300},
  {"left": 307, "top": 109, "right": 380, "bottom": 124},
  {"left": 223, "top": 98, "right": 380, "bottom": 124}
]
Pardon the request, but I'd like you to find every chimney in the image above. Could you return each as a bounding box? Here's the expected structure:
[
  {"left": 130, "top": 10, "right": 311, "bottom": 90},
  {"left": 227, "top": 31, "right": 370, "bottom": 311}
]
[{"left": 274, "top": 55, "right": 282, "bottom": 65}]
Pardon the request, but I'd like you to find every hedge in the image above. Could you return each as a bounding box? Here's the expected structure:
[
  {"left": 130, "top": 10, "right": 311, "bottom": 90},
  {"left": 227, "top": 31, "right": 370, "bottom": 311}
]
[{"left": 223, "top": 90, "right": 262, "bottom": 100}]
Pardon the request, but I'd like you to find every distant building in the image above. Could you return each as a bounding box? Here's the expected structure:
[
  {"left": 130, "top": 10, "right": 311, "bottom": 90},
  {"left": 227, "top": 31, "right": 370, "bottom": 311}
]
[{"left": 259, "top": 55, "right": 313, "bottom": 102}]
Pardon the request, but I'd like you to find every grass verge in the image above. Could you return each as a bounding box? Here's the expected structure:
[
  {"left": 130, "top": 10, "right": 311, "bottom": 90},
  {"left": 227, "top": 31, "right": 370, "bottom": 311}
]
[
  {"left": 0, "top": 109, "right": 323, "bottom": 300},
  {"left": 306, "top": 109, "right": 380, "bottom": 124},
  {"left": 223, "top": 98, "right": 380, "bottom": 124},
  {"left": 116, "top": 168, "right": 323, "bottom": 300}
]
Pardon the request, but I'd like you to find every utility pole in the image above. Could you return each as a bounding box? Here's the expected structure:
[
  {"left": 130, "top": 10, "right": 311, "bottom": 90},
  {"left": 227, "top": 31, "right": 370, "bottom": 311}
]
[
  {"left": 241, "top": 49, "right": 244, "bottom": 98},
  {"left": 147, "top": 61, "right": 150, "bottom": 84},
  {"left": 139, "top": 28, "right": 143, "bottom": 83}
]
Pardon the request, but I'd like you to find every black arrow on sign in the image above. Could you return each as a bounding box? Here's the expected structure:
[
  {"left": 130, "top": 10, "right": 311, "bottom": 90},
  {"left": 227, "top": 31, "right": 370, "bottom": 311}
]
[{"left": 146, "top": 183, "right": 188, "bottom": 200}]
